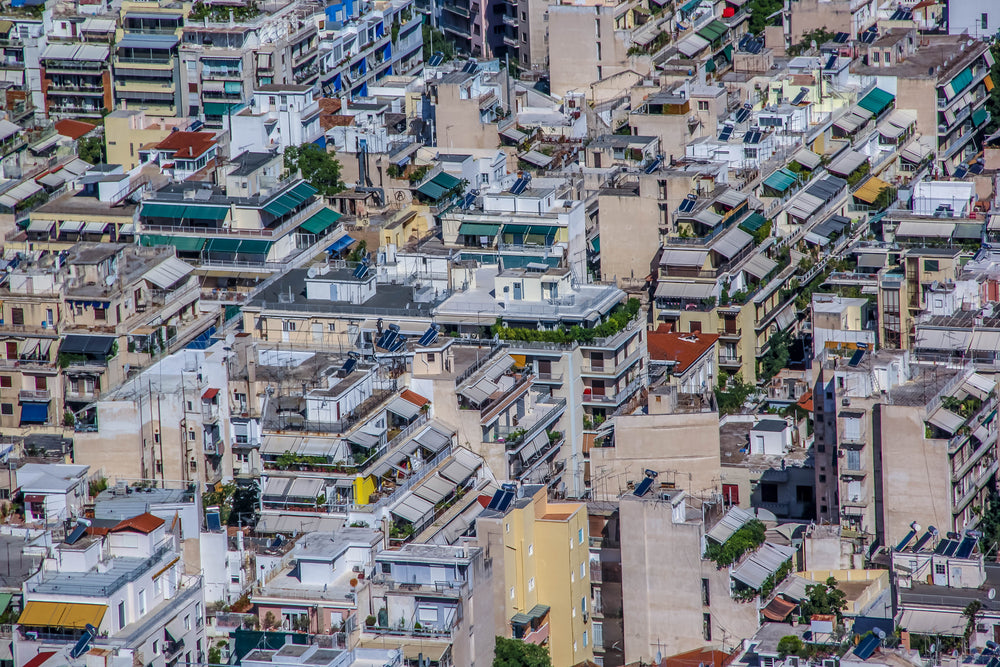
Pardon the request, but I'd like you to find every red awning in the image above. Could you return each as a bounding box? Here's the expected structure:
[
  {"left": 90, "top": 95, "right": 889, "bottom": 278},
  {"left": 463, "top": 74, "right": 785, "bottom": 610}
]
[
  {"left": 24, "top": 494, "right": 44, "bottom": 503},
  {"left": 202, "top": 388, "right": 219, "bottom": 400},
  {"left": 722, "top": 6, "right": 735, "bottom": 16},
  {"left": 762, "top": 596, "right": 797, "bottom": 621},
  {"left": 24, "top": 652, "right": 56, "bottom": 667}
]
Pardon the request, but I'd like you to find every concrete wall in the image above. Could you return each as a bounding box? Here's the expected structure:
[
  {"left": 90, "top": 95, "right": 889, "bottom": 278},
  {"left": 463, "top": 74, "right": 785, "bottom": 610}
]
[{"left": 548, "top": 4, "right": 631, "bottom": 97}]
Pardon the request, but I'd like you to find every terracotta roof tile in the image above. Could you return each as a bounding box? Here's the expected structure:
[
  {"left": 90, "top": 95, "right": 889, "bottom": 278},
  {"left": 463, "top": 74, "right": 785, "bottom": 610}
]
[
  {"left": 55, "top": 119, "right": 97, "bottom": 141},
  {"left": 155, "top": 131, "right": 217, "bottom": 159},
  {"left": 647, "top": 330, "right": 719, "bottom": 374},
  {"left": 400, "top": 389, "right": 430, "bottom": 407},
  {"left": 110, "top": 512, "right": 165, "bottom": 534}
]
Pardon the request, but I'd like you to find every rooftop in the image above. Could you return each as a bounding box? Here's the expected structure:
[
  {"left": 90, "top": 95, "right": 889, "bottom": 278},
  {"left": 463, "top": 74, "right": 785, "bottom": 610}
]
[
  {"left": 647, "top": 326, "right": 718, "bottom": 373},
  {"left": 886, "top": 366, "right": 960, "bottom": 407},
  {"left": 853, "top": 33, "right": 988, "bottom": 79}
]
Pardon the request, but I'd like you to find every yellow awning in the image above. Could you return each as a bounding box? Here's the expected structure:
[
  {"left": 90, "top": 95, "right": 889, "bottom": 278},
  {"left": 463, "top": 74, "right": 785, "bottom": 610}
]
[
  {"left": 853, "top": 176, "right": 890, "bottom": 204},
  {"left": 510, "top": 354, "right": 527, "bottom": 368},
  {"left": 18, "top": 601, "right": 107, "bottom": 629}
]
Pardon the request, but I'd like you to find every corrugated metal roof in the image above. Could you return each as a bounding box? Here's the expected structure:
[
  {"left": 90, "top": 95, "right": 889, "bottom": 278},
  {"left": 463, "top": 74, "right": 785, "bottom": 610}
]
[
  {"left": 143, "top": 256, "right": 194, "bottom": 289},
  {"left": 711, "top": 226, "right": 753, "bottom": 259},
  {"left": 706, "top": 506, "right": 754, "bottom": 544},
  {"left": 730, "top": 542, "right": 796, "bottom": 590},
  {"left": 654, "top": 281, "right": 715, "bottom": 300}
]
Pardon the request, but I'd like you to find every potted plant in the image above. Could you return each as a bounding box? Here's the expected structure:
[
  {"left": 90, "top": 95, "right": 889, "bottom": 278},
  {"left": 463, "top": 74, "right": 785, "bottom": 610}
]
[{"left": 365, "top": 615, "right": 376, "bottom": 628}]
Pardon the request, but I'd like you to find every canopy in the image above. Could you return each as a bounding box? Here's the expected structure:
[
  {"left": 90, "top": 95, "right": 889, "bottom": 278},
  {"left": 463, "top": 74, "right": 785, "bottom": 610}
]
[
  {"left": 792, "top": 148, "right": 821, "bottom": 170},
  {"left": 858, "top": 87, "right": 894, "bottom": 116},
  {"left": 19, "top": 601, "right": 107, "bottom": 629},
  {"left": 706, "top": 506, "right": 754, "bottom": 543},
  {"left": 927, "top": 407, "right": 964, "bottom": 434},
  {"left": 653, "top": 281, "right": 714, "bottom": 300},
  {"left": 827, "top": 150, "right": 868, "bottom": 177},
  {"left": 763, "top": 168, "right": 797, "bottom": 193},
  {"left": 299, "top": 207, "right": 342, "bottom": 234},
  {"left": 731, "top": 542, "right": 796, "bottom": 590},
  {"left": 140, "top": 235, "right": 206, "bottom": 253},
  {"left": 20, "top": 403, "right": 48, "bottom": 424},
  {"left": 459, "top": 222, "right": 500, "bottom": 237},
  {"left": 697, "top": 20, "right": 727, "bottom": 43},
  {"left": 743, "top": 254, "right": 777, "bottom": 279},
  {"left": 326, "top": 235, "right": 356, "bottom": 253},
  {"left": 853, "top": 176, "right": 890, "bottom": 204},
  {"left": 739, "top": 212, "right": 768, "bottom": 233},
  {"left": 60, "top": 335, "right": 115, "bottom": 356},
  {"left": 712, "top": 227, "right": 753, "bottom": 259},
  {"left": 144, "top": 256, "right": 193, "bottom": 289}
]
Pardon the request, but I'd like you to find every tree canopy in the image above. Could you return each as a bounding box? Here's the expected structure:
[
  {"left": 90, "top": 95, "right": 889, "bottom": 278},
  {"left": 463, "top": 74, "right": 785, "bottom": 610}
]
[
  {"left": 747, "top": 0, "right": 782, "bottom": 35},
  {"left": 79, "top": 136, "right": 105, "bottom": 165},
  {"left": 493, "top": 637, "right": 552, "bottom": 667},
  {"left": 284, "top": 143, "right": 345, "bottom": 196},
  {"left": 800, "top": 577, "right": 848, "bottom": 622},
  {"left": 760, "top": 328, "right": 792, "bottom": 381}
]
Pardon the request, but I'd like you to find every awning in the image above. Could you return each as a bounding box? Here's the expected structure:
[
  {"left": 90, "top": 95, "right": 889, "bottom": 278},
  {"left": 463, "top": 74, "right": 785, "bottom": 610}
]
[
  {"left": 827, "top": 150, "right": 868, "bottom": 177},
  {"left": 59, "top": 221, "right": 84, "bottom": 233},
  {"left": 60, "top": 334, "right": 115, "bottom": 356},
  {"left": 654, "top": 281, "right": 714, "bottom": 300},
  {"left": 0, "top": 593, "right": 11, "bottom": 616},
  {"left": 18, "top": 601, "right": 107, "bottom": 629},
  {"left": 83, "top": 222, "right": 107, "bottom": 234},
  {"left": 706, "top": 506, "right": 754, "bottom": 543},
  {"left": 898, "top": 609, "right": 964, "bottom": 636},
  {"left": 792, "top": 148, "right": 821, "bottom": 170},
  {"left": 712, "top": 227, "right": 753, "bottom": 259},
  {"left": 915, "top": 327, "right": 970, "bottom": 350},
  {"left": 439, "top": 448, "right": 480, "bottom": 483},
  {"left": 763, "top": 168, "right": 797, "bottom": 193},
  {"left": 858, "top": 87, "right": 894, "bottom": 116},
  {"left": 901, "top": 136, "right": 934, "bottom": 164},
  {"left": 963, "top": 373, "right": 994, "bottom": 400},
  {"left": 853, "top": 176, "right": 890, "bottom": 204},
  {"left": 743, "top": 254, "right": 777, "bottom": 279},
  {"left": 202, "top": 388, "right": 219, "bottom": 401},
  {"left": 19, "top": 402, "right": 47, "bottom": 424},
  {"left": 412, "top": 474, "right": 454, "bottom": 504},
  {"left": 660, "top": 249, "right": 709, "bottom": 267},
  {"left": 762, "top": 596, "right": 796, "bottom": 621},
  {"left": 676, "top": 33, "right": 710, "bottom": 57},
  {"left": 739, "top": 212, "right": 768, "bottom": 233},
  {"left": 299, "top": 207, "right": 342, "bottom": 234},
  {"left": 387, "top": 396, "right": 422, "bottom": 420},
  {"left": 417, "top": 171, "right": 463, "bottom": 200},
  {"left": 519, "top": 150, "right": 554, "bottom": 168},
  {"left": 970, "top": 330, "right": 1000, "bottom": 353},
  {"left": 459, "top": 222, "right": 500, "bottom": 236},
  {"left": 390, "top": 493, "right": 434, "bottom": 523},
  {"left": 326, "top": 235, "right": 356, "bottom": 253},
  {"left": 731, "top": 542, "right": 796, "bottom": 590},
  {"left": 416, "top": 181, "right": 447, "bottom": 200},
  {"left": 895, "top": 221, "right": 955, "bottom": 238},
  {"left": 697, "top": 19, "right": 727, "bottom": 43},
  {"left": 23, "top": 652, "right": 54, "bottom": 667},
  {"left": 140, "top": 235, "right": 206, "bottom": 253},
  {"left": 144, "top": 256, "right": 194, "bottom": 289},
  {"left": 26, "top": 220, "right": 54, "bottom": 233},
  {"left": 928, "top": 407, "right": 964, "bottom": 434},
  {"left": 182, "top": 205, "right": 229, "bottom": 221},
  {"left": 116, "top": 33, "right": 179, "bottom": 50},
  {"left": 857, "top": 253, "right": 885, "bottom": 269},
  {"left": 973, "top": 107, "right": 989, "bottom": 128}
]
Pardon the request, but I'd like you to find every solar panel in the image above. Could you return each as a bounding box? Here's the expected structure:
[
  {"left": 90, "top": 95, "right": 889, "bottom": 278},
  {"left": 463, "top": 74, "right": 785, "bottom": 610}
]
[
  {"left": 678, "top": 197, "right": 696, "bottom": 213},
  {"left": 738, "top": 34, "right": 752, "bottom": 50},
  {"left": 834, "top": 32, "right": 849, "bottom": 43},
  {"left": 735, "top": 108, "right": 751, "bottom": 123},
  {"left": 944, "top": 539, "right": 960, "bottom": 556},
  {"left": 848, "top": 349, "right": 865, "bottom": 367},
  {"left": 634, "top": 477, "right": 654, "bottom": 497},
  {"left": 644, "top": 157, "right": 662, "bottom": 174},
  {"left": 496, "top": 490, "right": 515, "bottom": 512},
  {"left": 912, "top": 527, "right": 935, "bottom": 551},
  {"left": 934, "top": 539, "right": 954, "bottom": 554},
  {"left": 353, "top": 263, "right": 370, "bottom": 279},
  {"left": 792, "top": 88, "right": 808, "bottom": 105},
  {"left": 824, "top": 54, "right": 837, "bottom": 70},
  {"left": 743, "top": 130, "right": 761, "bottom": 144},
  {"left": 855, "top": 633, "right": 880, "bottom": 661},
  {"left": 895, "top": 529, "right": 916, "bottom": 551},
  {"left": 462, "top": 61, "right": 478, "bottom": 73},
  {"left": 206, "top": 511, "right": 222, "bottom": 532},
  {"left": 66, "top": 521, "right": 89, "bottom": 545},
  {"left": 71, "top": 628, "right": 95, "bottom": 659},
  {"left": 340, "top": 357, "right": 358, "bottom": 374},
  {"left": 862, "top": 30, "right": 878, "bottom": 44},
  {"left": 377, "top": 324, "right": 401, "bottom": 350},
  {"left": 462, "top": 193, "right": 476, "bottom": 209},
  {"left": 971, "top": 163, "right": 985, "bottom": 175},
  {"left": 956, "top": 536, "right": 978, "bottom": 558},
  {"left": 418, "top": 325, "right": 439, "bottom": 347},
  {"left": 718, "top": 125, "right": 733, "bottom": 141},
  {"left": 750, "top": 39, "right": 763, "bottom": 54},
  {"left": 954, "top": 166, "right": 968, "bottom": 179},
  {"left": 387, "top": 335, "right": 407, "bottom": 353},
  {"left": 428, "top": 54, "right": 444, "bottom": 66},
  {"left": 510, "top": 177, "right": 530, "bottom": 195},
  {"left": 486, "top": 489, "right": 506, "bottom": 510}
]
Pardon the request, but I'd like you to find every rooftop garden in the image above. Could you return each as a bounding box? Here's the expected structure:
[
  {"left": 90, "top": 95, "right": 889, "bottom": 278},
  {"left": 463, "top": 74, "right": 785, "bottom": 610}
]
[
  {"left": 189, "top": 0, "right": 261, "bottom": 21},
  {"left": 492, "top": 298, "right": 642, "bottom": 344},
  {"left": 704, "top": 518, "right": 765, "bottom": 567}
]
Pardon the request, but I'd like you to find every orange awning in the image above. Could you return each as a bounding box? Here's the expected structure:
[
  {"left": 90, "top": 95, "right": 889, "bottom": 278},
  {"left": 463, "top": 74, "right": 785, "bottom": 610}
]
[
  {"left": 762, "top": 596, "right": 797, "bottom": 621},
  {"left": 986, "top": 75, "right": 995, "bottom": 92}
]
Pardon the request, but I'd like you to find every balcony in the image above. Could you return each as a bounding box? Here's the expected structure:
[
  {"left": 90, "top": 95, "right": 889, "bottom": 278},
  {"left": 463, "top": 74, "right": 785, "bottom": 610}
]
[
  {"left": 502, "top": 35, "right": 518, "bottom": 48},
  {"left": 582, "top": 376, "right": 644, "bottom": 406},
  {"left": 19, "top": 389, "right": 50, "bottom": 402},
  {"left": 719, "top": 353, "right": 742, "bottom": 366},
  {"left": 441, "top": 1, "right": 470, "bottom": 17},
  {"left": 533, "top": 372, "right": 563, "bottom": 384},
  {"left": 581, "top": 347, "right": 642, "bottom": 377}
]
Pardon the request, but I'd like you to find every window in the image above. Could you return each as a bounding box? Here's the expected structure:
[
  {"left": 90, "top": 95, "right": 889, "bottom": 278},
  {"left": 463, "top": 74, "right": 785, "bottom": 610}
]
[
  {"left": 154, "top": 577, "right": 162, "bottom": 597},
  {"left": 528, "top": 544, "right": 533, "bottom": 556},
  {"left": 188, "top": 431, "right": 196, "bottom": 441},
  {"left": 760, "top": 483, "right": 778, "bottom": 503},
  {"left": 94, "top": 308, "right": 106, "bottom": 321},
  {"left": 819, "top": 474, "right": 826, "bottom": 482},
  {"left": 118, "top": 601, "right": 126, "bottom": 630},
  {"left": 593, "top": 622, "right": 603, "bottom": 647},
  {"left": 510, "top": 586, "right": 515, "bottom": 599},
  {"left": 872, "top": 51, "right": 879, "bottom": 63},
  {"left": 282, "top": 320, "right": 296, "bottom": 332},
  {"left": 10, "top": 308, "right": 23, "bottom": 325},
  {"left": 138, "top": 589, "right": 147, "bottom": 616},
  {"left": 845, "top": 449, "right": 861, "bottom": 471},
  {"left": 581, "top": 561, "right": 586, "bottom": 578},
  {"left": 153, "top": 640, "right": 159, "bottom": 655},
  {"left": 581, "top": 597, "right": 586, "bottom": 614},
  {"left": 579, "top": 528, "right": 584, "bottom": 544},
  {"left": 983, "top": 12, "right": 989, "bottom": 29},
  {"left": 701, "top": 578, "right": 710, "bottom": 606},
  {"left": 796, "top": 485, "right": 813, "bottom": 503},
  {"left": 505, "top": 522, "right": 510, "bottom": 533},
  {"left": 528, "top": 577, "right": 535, "bottom": 591},
  {"left": 703, "top": 612, "right": 712, "bottom": 640},
  {"left": 35, "top": 376, "right": 46, "bottom": 390},
  {"left": 184, "top": 615, "right": 191, "bottom": 630},
  {"left": 583, "top": 631, "right": 589, "bottom": 647},
  {"left": 924, "top": 259, "right": 940, "bottom": 272},
  {"left": 722, "top": 484, "right": 739, "bottom": 505},
  {"left": 698, "top": 100, "right": 709, "bottom": 111},
  {"left": 935, "top": 563, "right": 946, "bottom": 575},
  {"left": 0, "top": 403, "right": 11, "bottom": 415},
  {"left": 744, "top": 148, "right": 758, "bottom": 159},
  {"left": 0, "top": 376, "right": 10, "bottom": 388}
]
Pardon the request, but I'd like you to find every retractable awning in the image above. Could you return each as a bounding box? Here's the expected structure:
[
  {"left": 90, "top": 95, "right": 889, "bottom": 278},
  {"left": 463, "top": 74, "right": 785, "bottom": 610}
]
[
  {"left": 18, "top": 601, "right": 107, "bottom": 630},
  {"left": 299, "top": 207, "right": 342, "bottom": 234}
]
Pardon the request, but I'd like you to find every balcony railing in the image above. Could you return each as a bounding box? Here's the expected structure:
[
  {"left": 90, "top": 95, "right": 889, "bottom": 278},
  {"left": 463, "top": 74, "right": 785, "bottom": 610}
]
[{"left": 18, "top": 389, "right": 50, "bottom": 402}]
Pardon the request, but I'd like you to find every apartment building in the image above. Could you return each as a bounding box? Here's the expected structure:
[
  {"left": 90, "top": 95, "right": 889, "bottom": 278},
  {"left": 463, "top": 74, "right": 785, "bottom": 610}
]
[
  {"left": 430, "top": 69, "right": 504, "bottom": 151},
  {"left": 39, "top": 43, "right": 112, "bottom": 118},
  {"left": 0, "top": 11, "right": 47, "bottom": 119},
  {"left": 876, "top": 248, "right": 962, "bottom": 351},
  {"left": 73, "top": 344, "right": 234, "bottom": 488},
  {"left": 619, "top": 493, "right": 763, "bottom": 663},
  {"left": 13, "top": 462, "right": 88, "bottom": 525},
  {"left": 853, "top": 30, "right": 993, "bottom": 174},
  {"left": 113, "top": 3, "right": 184, "bottom": 116},
  {"left": 14, "top": 512, "right": 206, "bottom": 667},
  {"left": 811, "top": 293, "right": 875, "bottom": 355},
  {"left": 362, "top": 543, "right": 496, "bottom": 667},
  {"left": 229, "top": 84, "right": 323, "bottom": 154},
  {"left": 475, "top": 484, "right": 593, "bottom": 667}
]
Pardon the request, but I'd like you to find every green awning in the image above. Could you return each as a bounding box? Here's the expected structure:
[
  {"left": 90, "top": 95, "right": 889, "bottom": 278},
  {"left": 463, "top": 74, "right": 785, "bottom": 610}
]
[
  {"left": 954, "top": 223, "right": 982, "bottom": 239},
  {"left": 973, "top": 107, "right": 989, "bottom": 127},
  {"left": 183, "top": 205, "right": 229, "bottom": 221},
  {"left": 205, "top": 237, "right": 241, "bottom": 253},
  {"left": 697, "top": 20, "right": 727, "bottom": 43},
  {"left": 763, "top": 168, "right": 798, "bottom": 193},
  {"left": 511, "top": 613, "right": 531, "bottom": 625},
  {"left": 500, "top": 254, "right": 561, "bottom": 268},
  {"left": 705, "top": 58, "right": 716, "bottom": 73},
  {"left": 203, "top": 102, "right": 240, "bottom": 116},
  {"left": 858, "top": 87, "right": 894, "bottom": 116},
  {"left": 238, "top": 239, "right": 272, "bottom": 255},
  {"left": 262, "top": 183, "right": 316, "bottom": 217},
  {"left": 287, "top": 181, "right": 319, "bottom": 201},
  {"left": 300, "top": 207, "right": 342, "bottom": 234},
  {"left": 0, "top": 593, "right": 12, "bottom": 616},
  {"left": 739, "top": 212, "right": 768, "bottom": 233},
  {"left": 590, "top": 236, "right": 600, "bottom": 252},
  {"left": 141, "top": 202, "right": 187, "bottom": 218},
  {"left": 503, "top": 224, "right": 557, "bottom": 238},
  {"left": 946, "top": 67, "right": 974, "bottom": 99},
  {"left": 459, "top": 222, "right": 500, "bottom": 236},
  {"left": 526, "top": 604, "right": 550, "bottom": 620},
  {"left": 679, "top": 0, "right": 700, "bottom": 13},
  {"left": 263, "top": 198, "right": 294, "bottom": 216},
  {"left": 723, "top": 44, "right": 733, "bottom": 62},
  {"left": 432, "top": 172, "right": 462, "bottom": 190},
  {"left": 416, "top": 181, "right": 448, "bottom": 200},
  {"left": 140, "top": 235, "right": 206, "bottom": 252}
]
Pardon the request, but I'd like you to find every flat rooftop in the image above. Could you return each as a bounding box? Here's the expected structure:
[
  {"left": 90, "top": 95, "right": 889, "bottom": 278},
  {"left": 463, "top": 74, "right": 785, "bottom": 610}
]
[
  {"left": 853, "top": 33, "right": 987, "bottom": 79},
  {"left": 887, "top": 366, "right": 960, "bottom": 407},
  {"left": 34, "top": 189, "right": 137, "bottom": 218}
]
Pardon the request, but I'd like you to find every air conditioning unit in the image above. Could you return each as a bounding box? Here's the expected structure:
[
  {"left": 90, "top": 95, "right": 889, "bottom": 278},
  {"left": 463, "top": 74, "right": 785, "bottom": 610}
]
[{"left": 352, "top": 565, "right": 362, "bottom": 573}]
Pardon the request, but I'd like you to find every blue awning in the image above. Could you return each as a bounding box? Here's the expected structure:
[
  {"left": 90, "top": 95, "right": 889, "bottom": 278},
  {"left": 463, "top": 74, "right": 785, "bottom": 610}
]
[
  {"left": 20, "top": 403, "right": 48, "bottom": 424},
  {"left": 326, "top": 235, "right": 356, "bottom": 253}
]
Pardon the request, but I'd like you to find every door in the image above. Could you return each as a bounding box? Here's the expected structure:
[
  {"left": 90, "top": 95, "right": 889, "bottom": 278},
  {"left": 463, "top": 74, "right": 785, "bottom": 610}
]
[
  {"left": 312, "top": 322, "right": 323, "bottom": 343},
  {"left": 5, "top": 342, "right": 15, "bottom": 359}
]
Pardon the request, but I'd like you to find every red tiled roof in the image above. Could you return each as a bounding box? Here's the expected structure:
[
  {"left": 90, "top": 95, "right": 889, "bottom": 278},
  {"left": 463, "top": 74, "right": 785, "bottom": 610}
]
[
  {"left": 762, "top": 595, "right": 797, "bottom": 621},
  {"left": 155, "top": 131, "right": 217, "bottom": 159},
  {"left": 647, "top": 330, "right": 719, "bottom": 374},
  {"left": 110, "top": 512, "right": 165, "bottom": 534},
  {"left": 400, "top": 389, "right": 430, "bottom": 407},
  {"left": 55, "top": 119, "right": 97, "bottom": 140},
  {"left": 796, "top": 390, "right": 814, "bottom": 412},
  {"left": 662, "top": 648, "right": 736, "bottom": 667}
]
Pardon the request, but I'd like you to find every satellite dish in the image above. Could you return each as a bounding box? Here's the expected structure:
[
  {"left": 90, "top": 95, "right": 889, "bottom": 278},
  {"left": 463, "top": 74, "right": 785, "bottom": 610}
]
[
  {"left": 307, "top": 266, "right": 318, "bottom": 278},
  {"left": 105, "top": 274, "right": 116, "bottom": 286},
  {"left": 989, "top": 588, "right": 996, "bottom": 600},
  {"left": 225, "top": 333, "right": 236, "bottom": 346}
]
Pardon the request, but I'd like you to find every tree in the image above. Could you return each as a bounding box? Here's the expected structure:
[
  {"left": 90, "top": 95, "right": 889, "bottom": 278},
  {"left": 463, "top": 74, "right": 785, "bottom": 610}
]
[
  {"left": 422, "top": 24, "right": 455, "bottom": 62},
  {"left": 800, "top": 577, "right": 848, "bottom": 623},
  {"left": 747, "top": 0, "right": 783, "bottom": 35},
  {"left": 777, "top": 635, "right": 804, "bottom": 659},
  {"left": 715, "top": 373, "right": 756, "bottom": 416},
  {"left": 78, "top": 135, "right": 105, "bottom": 165},
  {"left": 228, "top": 483, "right": 260, "bottom": 528},
  {"left": 964, "top": 600, "right": 983, "bottom": 644},
  {"left": 760, "top": 328, "right": 792, "bottom": 381},
  {"left": 986, "top": 41, "right": 1000, "bottom": 136},
  {"left": 284, "top": 143, "right": 345, "bottom": 196},
  {"left": 493, "top": 637, "right": 553, "bottom": 667},
  {"left": 977, "top": 485, "right": 1000, "bottom": 558}
]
